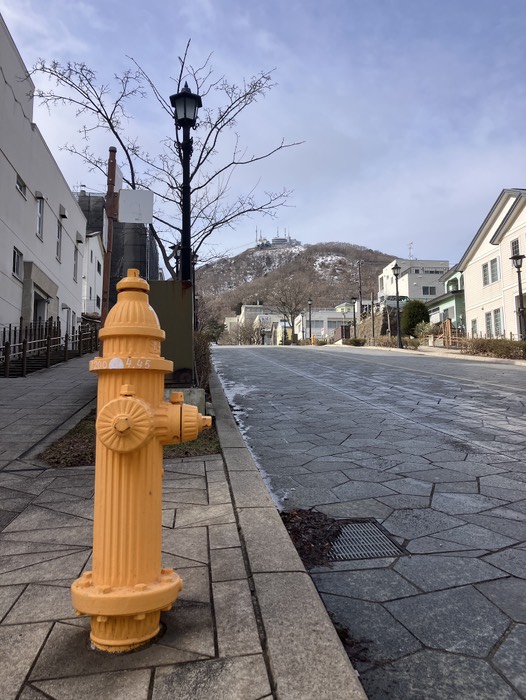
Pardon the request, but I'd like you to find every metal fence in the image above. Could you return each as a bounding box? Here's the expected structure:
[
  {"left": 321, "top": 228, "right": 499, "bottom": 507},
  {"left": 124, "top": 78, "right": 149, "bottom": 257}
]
[{"left": 0, "top": 324, "right": 99, "bottom": 378}]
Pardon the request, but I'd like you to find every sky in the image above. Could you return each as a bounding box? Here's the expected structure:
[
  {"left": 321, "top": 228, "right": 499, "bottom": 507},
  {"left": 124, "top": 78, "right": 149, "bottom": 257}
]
[{"left": 2, "top": 0, "right": 526, "bottom": 266}]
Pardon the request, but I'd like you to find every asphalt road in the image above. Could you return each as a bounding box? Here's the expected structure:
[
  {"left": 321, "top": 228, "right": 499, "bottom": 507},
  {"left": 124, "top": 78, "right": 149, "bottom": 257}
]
[{"left": 212, "top": 345, "right": 526, "bottom": 700}]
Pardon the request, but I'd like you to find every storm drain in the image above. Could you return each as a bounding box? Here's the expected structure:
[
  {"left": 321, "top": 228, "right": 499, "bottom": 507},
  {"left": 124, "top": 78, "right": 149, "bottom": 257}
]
[{"left": 328, "top": 519, "right": 405, "bottom": 561}]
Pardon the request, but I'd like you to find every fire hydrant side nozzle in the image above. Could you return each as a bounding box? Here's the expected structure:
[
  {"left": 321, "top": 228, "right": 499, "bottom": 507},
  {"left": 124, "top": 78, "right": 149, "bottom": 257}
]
[{"left": 71, "top": 269, "right": 211, "bottom": 653}]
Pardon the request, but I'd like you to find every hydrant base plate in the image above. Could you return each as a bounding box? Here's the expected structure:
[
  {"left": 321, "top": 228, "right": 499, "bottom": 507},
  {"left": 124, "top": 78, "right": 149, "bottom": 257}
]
[{"left": 72, "top": 571, "right": 183, "bottom": 617}]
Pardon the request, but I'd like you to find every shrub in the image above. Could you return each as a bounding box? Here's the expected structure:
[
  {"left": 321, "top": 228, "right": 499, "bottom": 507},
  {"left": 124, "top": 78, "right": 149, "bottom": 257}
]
[
  {"left": 342, "top": 338, "right": 366, "bottom": 346},
  {"left": 194, "top": 331, "right": 212, "bottom": 389},
  {"left": 401, "top": 300, "right": 429, "bottom": 336},
  {"left": 414, "top": 321, "right": 432, "bottom": 338},
  {"left": 406, "top": 338, "right": 422, "bottom": 350},
  {"left": 372, "top": 336, "right": 396, "bottom": 348},
  {"left": 460, "top": 337, "right": 526, "bottom": 360}
]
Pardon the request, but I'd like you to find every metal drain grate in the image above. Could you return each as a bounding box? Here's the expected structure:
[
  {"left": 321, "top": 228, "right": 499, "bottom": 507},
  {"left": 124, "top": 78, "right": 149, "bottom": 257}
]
[{"left": 328, "top": 519, "right": 405, "bottom": 561}]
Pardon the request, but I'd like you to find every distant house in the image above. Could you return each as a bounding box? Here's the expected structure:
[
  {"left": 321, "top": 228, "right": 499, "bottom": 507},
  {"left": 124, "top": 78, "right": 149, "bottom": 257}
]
[
  {"left": 0, "top": 15, "right": 86, "bottom": 332},
  {"left": 293, "top": 308, "right": 346, "bottom": 342},
  {"left": 426, "top": 265, "right": 465, "bottom": 330},
  {"left": 458, "top": 188, "right": 526, "bottom": 339},
  {"left": 378, "top": 259, "right": 450, "bottom": 306}
]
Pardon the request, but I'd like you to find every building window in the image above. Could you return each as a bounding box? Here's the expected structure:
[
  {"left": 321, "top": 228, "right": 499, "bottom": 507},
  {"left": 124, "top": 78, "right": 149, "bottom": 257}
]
[
  {"left": 511, "top": 239, "right": 520, "bottom": 257},
  {"left": 471, "top": 319, "right": 478, "bottom": 337},
  {"left": 482, "top": 259, "right": 499, "bottom": 286},
  {"left": 422, "top": 286, "right": 436, "bottom": 296},
  {"left": 485, "top": 312, "right": 493, "bottom": 338},
  {"left": 36, "top": 198, "right": 44, "bottom": 239},
  {"left": 16, "top": 174, "right": 26, "bottom": 197},
  {"left": 96, "top": 295, "right": 101, "bottom": 309},
  {"left": 90, "top": 250, "right": 93, "bottom": 262},
  {"left": 56, "top": 221, "right": 62, "bottom": 261},
  {"left": 12, "top": 247, "right": 22, "bottom": 278},
  {"left": 493, "top": 308, "right": 502, "bottom": 336},
  {"left": 490, "top": 258, "right": 499, "bottom": 283},
  {"left": 73, "top": 247, "right": 78, "bottom": 282},
  {"left": 97, "top": 260, "right": 102, "bottom": 275},
  {"left": 89, "top": 286, "right": 92, "bottom": 300}
]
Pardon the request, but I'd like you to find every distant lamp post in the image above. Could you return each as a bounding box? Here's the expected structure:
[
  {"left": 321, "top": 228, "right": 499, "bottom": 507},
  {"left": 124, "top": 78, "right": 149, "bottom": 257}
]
[
  {"left": 350, "top": 296, "right": 357, "bottom": 339},
  {"left": 308, "top": 298, "right": 313, "bottom": 344},
  {"left": 392, "top": 262, "right": 403, "bottom": 348},
  {"left": 511, "top": 254, "right": 526, "bottom": 340},
  {"left": 282, "top": 318, "right": 287, "bottom": 345},
  {"left": 169, "top": 82, "right": 202, "bottom": 282}
]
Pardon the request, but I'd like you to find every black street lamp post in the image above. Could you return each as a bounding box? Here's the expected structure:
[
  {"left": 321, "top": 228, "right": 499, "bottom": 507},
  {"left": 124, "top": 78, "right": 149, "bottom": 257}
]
[
  {"left": 392, "top": 262, "right": 403, "bottom": 348},
  {"left": 308, "top": 298, "right": 312, "bottom": 344},
  {"left": 170, "top": 82, "right": 202, "bottom": 281},
  {"left": 350, "top": 296, "right": 357, "bottom": 339},
  {"left": 511, "top": 254, "right": 526, "bottom": 340}
]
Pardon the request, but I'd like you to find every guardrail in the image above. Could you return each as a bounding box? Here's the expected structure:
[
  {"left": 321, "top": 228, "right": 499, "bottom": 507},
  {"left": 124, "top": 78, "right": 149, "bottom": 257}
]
[{"left": 0, "top": 327, "right": 99, "bottom": 378}]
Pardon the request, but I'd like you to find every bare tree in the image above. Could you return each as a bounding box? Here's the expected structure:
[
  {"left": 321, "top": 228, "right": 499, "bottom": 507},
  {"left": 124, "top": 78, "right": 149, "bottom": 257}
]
[
  {"left": 29, "top": 41, "right": 301, "bottom": 278},
  {"left": 265, "top": 276, "right": 310, "bottom": 331},
  {"left": 225, "top": 320, "right": 259, "bottom": 345}
]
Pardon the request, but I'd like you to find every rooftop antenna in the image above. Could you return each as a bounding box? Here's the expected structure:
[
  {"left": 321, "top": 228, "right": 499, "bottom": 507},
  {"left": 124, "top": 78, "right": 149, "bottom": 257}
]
[{"left": 408, "top": 242, "right": 414, "bottom": 260}]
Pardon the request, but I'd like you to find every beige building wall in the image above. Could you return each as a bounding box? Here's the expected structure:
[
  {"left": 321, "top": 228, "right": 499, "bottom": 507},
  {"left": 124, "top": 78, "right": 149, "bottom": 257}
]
[
  {"left": 0, "top": 14, "right": 86, "bottom": 330},
  {"left": 461, "top": 192, "right": 523, "bottom": 338}
]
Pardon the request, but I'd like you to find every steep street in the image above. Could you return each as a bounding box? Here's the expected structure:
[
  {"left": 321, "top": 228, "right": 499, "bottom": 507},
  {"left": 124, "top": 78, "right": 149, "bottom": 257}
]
[{"left": 213, "top": 345, "right": 526, "bottom": 699}]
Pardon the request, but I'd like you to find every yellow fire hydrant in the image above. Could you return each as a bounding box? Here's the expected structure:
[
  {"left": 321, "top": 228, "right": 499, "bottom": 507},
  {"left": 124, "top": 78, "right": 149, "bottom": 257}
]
[{"left": 71, "top": 269, "right": 211, "bottom": 652}]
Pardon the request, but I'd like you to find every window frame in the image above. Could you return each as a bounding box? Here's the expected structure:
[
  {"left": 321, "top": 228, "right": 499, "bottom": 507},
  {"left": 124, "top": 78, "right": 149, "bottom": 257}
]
[
  {"left": 56, "top": 221, "right": 62, "bottom": 261},
  {"left": 16, "top": 174, "right": 27, "bottom": 198},
  {"left": 422, "top": 286, "right": 437, "bottom": 296},
  {"left": 493, "top": 308, "right": 502, "bottom": 337},
  {"left": 73, "top": 246, "right": 78, "bottom": 282},
  {"left": 482, "top": 262, "right": 489, "bottom": 286},
  {"left": 490, "top": 258, "right": 499, "bottom": 284},
  {"left": 36, "top": 197, "right": 44, "bottom": 239},
  {"left": 12, "top": 247, "right": 23, "bottom": 278},
  {"left": 485, "top": 311, "right": 493, "bottom": 338}
]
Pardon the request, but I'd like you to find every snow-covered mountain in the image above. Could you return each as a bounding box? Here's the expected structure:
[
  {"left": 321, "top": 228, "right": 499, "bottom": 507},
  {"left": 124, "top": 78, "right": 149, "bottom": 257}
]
[{"left": 196, "top": 241, "right": 394, "bottom": 319}]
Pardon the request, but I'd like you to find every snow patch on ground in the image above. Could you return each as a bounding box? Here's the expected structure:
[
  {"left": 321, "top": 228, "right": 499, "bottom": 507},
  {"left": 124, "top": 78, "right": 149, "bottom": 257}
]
[{"left": 215, "top": 371, "right": 285, "bottom": 510}]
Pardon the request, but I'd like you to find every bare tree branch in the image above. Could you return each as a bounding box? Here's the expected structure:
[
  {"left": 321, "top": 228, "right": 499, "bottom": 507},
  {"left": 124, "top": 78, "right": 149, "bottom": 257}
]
[{"left": 29, "top": 49, "right": 302, "bottom": 278}]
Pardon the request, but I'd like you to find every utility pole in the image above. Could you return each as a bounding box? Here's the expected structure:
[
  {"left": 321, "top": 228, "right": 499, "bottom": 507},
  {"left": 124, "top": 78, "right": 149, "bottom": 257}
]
[{"left": 101, "top": 147, "right": 118, "bottom": 326}]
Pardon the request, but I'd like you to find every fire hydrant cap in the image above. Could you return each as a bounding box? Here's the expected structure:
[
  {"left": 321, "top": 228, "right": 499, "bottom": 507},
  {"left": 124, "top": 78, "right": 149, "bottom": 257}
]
[{"left": 116, "top": 268, "right": 150, "bottom": 293}]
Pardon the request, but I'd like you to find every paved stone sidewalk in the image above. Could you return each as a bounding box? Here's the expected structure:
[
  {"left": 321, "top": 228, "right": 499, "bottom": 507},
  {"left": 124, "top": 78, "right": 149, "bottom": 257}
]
[
  {"left": 213, "top": 345, "right": 526, "bottom": 700},
  {"left": 0, "top": 356, "right": 366, "bottom": 700}
]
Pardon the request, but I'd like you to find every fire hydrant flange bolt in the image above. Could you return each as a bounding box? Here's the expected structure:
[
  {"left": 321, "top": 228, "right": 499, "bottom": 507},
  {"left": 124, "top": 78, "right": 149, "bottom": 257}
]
[{"left": 114, "top": 416, "right": 131, "bottom": 433}]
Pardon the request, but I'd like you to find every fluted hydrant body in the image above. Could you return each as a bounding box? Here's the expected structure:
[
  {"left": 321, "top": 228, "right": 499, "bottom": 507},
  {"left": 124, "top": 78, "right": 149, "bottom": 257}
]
[{"left": 71, "top": 269, "right": 211, "bottom": 652}]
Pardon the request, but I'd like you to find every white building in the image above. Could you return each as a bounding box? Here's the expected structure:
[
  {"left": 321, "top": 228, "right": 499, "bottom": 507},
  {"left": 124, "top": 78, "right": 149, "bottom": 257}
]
[
  {"left": 293, "top": 308, "right": 346, "bottom": 341},
  {"left": 458, "top": 188, "right": 526, "bottom": 339},
  {"left": 378, "top": 259, "right": 450, "bottom": 306},
  {"left": 82, "top": 231, "right": 105, "bottom": 316},
  {"left": 0, "top": 14, "right": 86, "bottom": 333}
]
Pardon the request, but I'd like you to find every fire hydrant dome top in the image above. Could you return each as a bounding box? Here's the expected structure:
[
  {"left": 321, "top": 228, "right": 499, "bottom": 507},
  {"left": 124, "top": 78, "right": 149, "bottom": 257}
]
[{"left": 100, "top": 269, "right": 165, "bottom": 341}]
